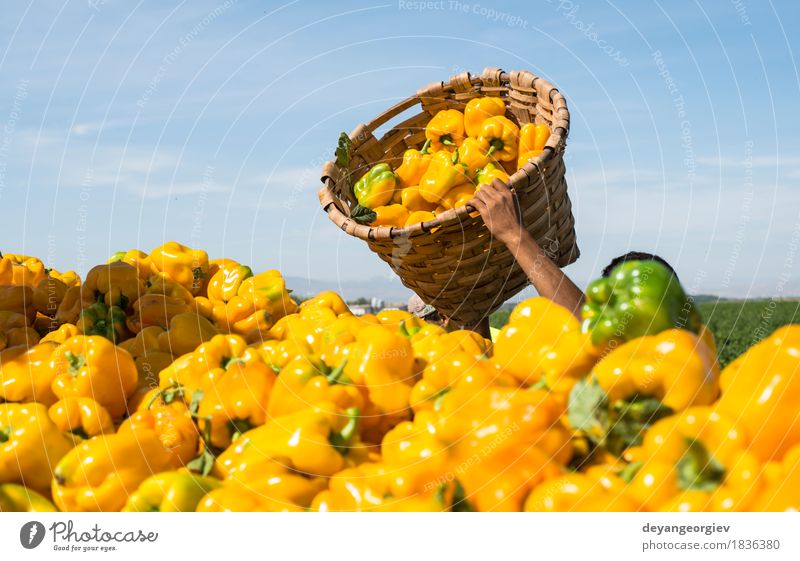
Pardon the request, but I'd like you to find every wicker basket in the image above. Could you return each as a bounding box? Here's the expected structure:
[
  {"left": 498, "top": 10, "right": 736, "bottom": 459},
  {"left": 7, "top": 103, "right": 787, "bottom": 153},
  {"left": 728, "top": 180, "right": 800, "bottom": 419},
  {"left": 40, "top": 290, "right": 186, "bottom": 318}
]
[{"left": 318, "top": 67, "right": 578, "bottom": 327}]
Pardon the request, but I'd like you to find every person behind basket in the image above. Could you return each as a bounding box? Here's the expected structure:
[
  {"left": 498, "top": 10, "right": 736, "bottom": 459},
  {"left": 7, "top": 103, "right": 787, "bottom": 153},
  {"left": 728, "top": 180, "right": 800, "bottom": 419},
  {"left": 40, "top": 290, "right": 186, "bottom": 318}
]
[{"left": 468, "top": 178, "right": 676, "bottom": 318}]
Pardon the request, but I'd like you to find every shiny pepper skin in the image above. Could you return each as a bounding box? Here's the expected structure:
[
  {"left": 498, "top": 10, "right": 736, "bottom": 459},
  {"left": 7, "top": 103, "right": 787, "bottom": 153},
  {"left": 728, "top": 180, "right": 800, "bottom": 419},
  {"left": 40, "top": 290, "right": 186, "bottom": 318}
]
[
  {"left": 477, "top": 115, "right": 519, "bottom": 162},
  {"left": 353, "top": 163, "right": 397, "bottom": 209},
  {"left": 343, "top": 324, "right": 416, "bottom": 414},
  {"left": 395, "top": 139, "right": 432, "bottom": 188},
  {"left": 149, "top": 241, "right": 210, "bottom": 295},
  {"left": 418, "top": 150, "right": 470, "bottom": 204},
  {"left": 48, "top": 397, "right": 114, "bottom": 438},
  {"left": 51, "top": 422, "right": 190, "bottom": 512},
  {"left": 237, "top": 269, "right": 297, "bottom": 321},
  {"left": 122, "top": 470, "right": 221, "bottom": 512},
  {"left": 436, "top": 385, "right": 572, "bottom": 511},
  {"left": 108, "top": 249, "right": 152, "bottom": 280},
  {"left": 475, "top": 162, "right": 510, "bottom": 190},
  {"left": 517, "top": 122, "right": 550, "bottom": 168},
  {"left": 49, "top": 335, "right": 138, "bottom": 419},
  {"left": 524, "top": 466, "right": 641, "bottom": 512},
  {"left": 717, "top": 325, "right": 800, "bottom": 462},
  {"left": 0, "top": 402, "right": 76, "bottom": 494},
  {"left": 593, "top": 328, "right": 719, "bottom": 411},
  {"left": 625, "top": 407, "right": 762, "bottom": 512},
  {"left": 216, "top": 404, "right": 364, "bottom": 478},
  {"left": 457, "top": 137, "right": 494, "bottom": 177},
  {"left": 0, "top": 483, "right": 57, "bottom": 512},
  {"left": 493, "top": 297, "right": 598, "bottom": 401},
  {"left": 425, "top": 109, "right": 465, "bottom": 152},
  {"left": 128, "top": 293, "right": 192, "bottom": 333},
  {"left": 81, "top": 261, "right": 142, "bottom": 309},
  {"left": 753, "top": 445, "right": 800, "bottom": 511},
  {"left": 464, "top": 96, "right": 506, "bottom": 137},
  {"left": 157, "top": 312, "right": 219, "bottom": 357},
  {"left": 369, "top": 204, "right": 409, "bottom": 228},
  {"left": 198, "top": 467, "right": 326, "bottom": 512},
  {"left": 0, "top": 341, "right": 60, "bottom": 405},
  {"left": 206, "top": 260, "right": 253, "bottom": 303}
]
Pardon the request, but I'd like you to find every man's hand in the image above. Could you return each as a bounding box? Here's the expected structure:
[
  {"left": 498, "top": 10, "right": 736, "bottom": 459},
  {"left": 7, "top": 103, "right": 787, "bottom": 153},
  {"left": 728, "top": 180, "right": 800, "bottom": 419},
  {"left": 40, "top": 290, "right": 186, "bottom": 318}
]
[
  {"left": 468, "top": 177, "right": 586, "bottom": 317},
  {"left": 468, "top": 179, "right": 525, "bottom": 246}
]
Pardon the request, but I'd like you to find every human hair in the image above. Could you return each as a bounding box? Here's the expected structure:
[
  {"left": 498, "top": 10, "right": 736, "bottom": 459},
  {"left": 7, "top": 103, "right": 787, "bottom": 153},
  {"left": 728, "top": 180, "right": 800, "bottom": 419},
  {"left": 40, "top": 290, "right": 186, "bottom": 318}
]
[{"left": 601, "top": 251, "right": 677, "bottom": 279}]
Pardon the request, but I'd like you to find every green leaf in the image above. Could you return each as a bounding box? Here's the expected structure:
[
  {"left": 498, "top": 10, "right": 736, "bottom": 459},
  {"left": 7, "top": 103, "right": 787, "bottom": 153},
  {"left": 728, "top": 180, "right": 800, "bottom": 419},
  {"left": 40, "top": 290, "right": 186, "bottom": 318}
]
[
  {"left": 350, "top": 205, "right": 377, "bottom": 225},
  {"left": 567, "top": 377, "right": 609, "bottom": 442},
  {"left": 335, "top": 132, "right": 352, "bottom": 169}
]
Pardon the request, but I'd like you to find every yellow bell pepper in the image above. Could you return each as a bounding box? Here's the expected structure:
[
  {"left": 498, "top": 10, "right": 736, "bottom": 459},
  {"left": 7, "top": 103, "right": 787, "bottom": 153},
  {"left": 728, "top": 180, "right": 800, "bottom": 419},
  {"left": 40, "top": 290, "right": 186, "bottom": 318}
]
[
  {"left": 0, "top": 341, "right": 60, "bottom": 405},
  {"left": 400, "top": 185, "right": 438, "bottom": 213},
  {"left": 32, "top": 274, "right": 70, "bottom": 317},
  {"left": 457, "top": 137, "right": 494, "bottom": 177},
  {"left": 217, "top": 404, "right": 365, "bottom": 478},
  {"left": 625, "top": 407, "right": 762, "bottom": 511},
  {"left": 405, "top": 210, "right": 436, "bottom": 227},
  {"left": 0, "top": 483, "right": 57, "bottom": 512},
  {"left": 206, "top": 260, "right": 253, "bottom": 303},
  {"left": 569, "top": 329, "right": 718, "bottom": 456},
  {"left": 48, "top": 397, "right": 114, "bottom": 438},
  {"left": 343, "top": 324, "right": 415, "bottom": 413},
  {"left": 439, "top": 182, "right": 476, "bottom": 210},
  {"left": 198, "top": 466, "right": 326, "bottom": 512},
  {"left": 717, "top": 325, "right": 800, "bottom": 462},
  {"left": 3, "top": 254, "right": 47, "bottom": 286},
  {"left": 517, "top": 122, "right": 550, "bottom": 167},
  {"left": 425, "top": 109, "right": 465, "bottom": 152},
  {"left": 312, "top": 462, "right": 449, "bottom": 512},
  {"left": 127, "top": 293, "right": 192, "bottom": 333},
  {"left": 157, "top": 311, "right": 219, "bottom": 356},
  {"left": 81, "top": 261, "right": 143, "bottom": 309},
  {"left": 49, "top": 335, "right": 138, "bottom": 419},
  {"left": 55, "top": 285, "right": 82, "bottom": 325},
  {"left": 369, "top": 204, "right": 409, "bottom": 227},
  {"left": 493, "top": 297, "right": 597, "bottom": 403},
  {"left": 464, "top": 96, "right": 506, "bottom": 137},
  {"left": 0, "top": 285, "right": 35, "bottom": 323},
  {"left": 418, "top": 150, "right": 470, "bottom": 204},
  {"left": 1, "top": 402, "right": 75, "bottom": 494},
  {"left": 196, "top": 359, "right": 277, "bottom": 449},
  {"left": 122, "top": 470, "right": 220, "bottom": 512},
  {"left": 476, "top": 115, "right": 519, "bottom": 162},
  {"left": 40, "top": 323, "right": 80, "bottom": 344},
  {"left": 524, "top": 466, "right": 641, "bottom": 511},
  {"left": 149, "top": 241, "right": 209, "bottom": 295},
  {"left": 753, "top": 445, "right": 800, "bottom": 511},
  {"left": 267, "top": 354, "right": 362, "bottom": 418},
  {"left": 395, "top": 139, "right": 432, "bottom": 188},
  {"left": 299, "top": 291, "right": 350, "bottom": 316},
  {"left": 435, "top": 384, "right": 572, "bottom": 511},
  {"left": 51, "top": 418, "right": 192, "bottom": 512},
  {"left": 475, "top": 162, "right": 510, "bottom": 189},
  {"left": 108, "top": 249, "right": 152, "bottom": 280},
  {"left": 237, "top": 269, "right": 296, "bottom": 321}
]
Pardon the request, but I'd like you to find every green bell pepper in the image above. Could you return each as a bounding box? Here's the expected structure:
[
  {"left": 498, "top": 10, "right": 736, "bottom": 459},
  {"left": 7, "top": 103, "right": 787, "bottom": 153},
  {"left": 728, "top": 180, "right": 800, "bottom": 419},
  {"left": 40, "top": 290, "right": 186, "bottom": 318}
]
[
  {"left": 76, "top": 302, "right": 129, "bottom": 343},
  {"left": 581, "top": 260, "right": 701, "bottom": 348},
  {"left": 353, "top": 163, "right": 396, "bottom": 209}
]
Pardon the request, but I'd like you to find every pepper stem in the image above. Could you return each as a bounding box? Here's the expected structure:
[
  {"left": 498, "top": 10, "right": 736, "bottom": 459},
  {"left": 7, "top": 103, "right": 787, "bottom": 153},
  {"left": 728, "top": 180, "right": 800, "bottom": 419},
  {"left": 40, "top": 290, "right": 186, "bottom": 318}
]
[
  {"left": 64, "top": 351, "right": 85, "bottom": 378},
  {"left": 0, "top": 426, "right": 11, "bottom": 443},
  {"left": 441, "top": 136, "right": 455, "bottom": 146},
  {"left": 329, "top": 407, "right": 360, "bottom": 453},
  {"left": 420, "top": 139, "right": 432, "bottom": 154},
  {"left": 676, "top": 437, "right": 726, "bottom": 491},
  {"left": 486, "top": 139, "right": 504, "bottom": 158}
]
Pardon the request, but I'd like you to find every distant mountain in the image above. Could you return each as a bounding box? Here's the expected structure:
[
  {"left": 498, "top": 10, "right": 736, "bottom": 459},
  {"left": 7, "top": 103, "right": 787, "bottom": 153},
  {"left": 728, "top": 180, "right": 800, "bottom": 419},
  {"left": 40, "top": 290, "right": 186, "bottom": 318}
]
[{"left": 284, "top": 275, "right": 415, "bottom": 302}]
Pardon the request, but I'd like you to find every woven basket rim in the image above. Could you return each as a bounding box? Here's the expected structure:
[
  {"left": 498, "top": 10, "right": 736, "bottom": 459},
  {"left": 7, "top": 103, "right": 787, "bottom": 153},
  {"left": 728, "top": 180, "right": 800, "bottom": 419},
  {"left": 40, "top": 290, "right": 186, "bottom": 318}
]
[{"left": 319, "top": 69, "right": 570, "bottom": 241}]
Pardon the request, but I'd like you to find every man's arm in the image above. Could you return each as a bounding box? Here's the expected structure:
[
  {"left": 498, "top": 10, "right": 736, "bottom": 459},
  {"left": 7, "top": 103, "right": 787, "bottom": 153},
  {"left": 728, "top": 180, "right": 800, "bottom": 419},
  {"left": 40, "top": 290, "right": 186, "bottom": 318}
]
[{"left": 469, "top": 179, "right": 585, "bottom": 317}]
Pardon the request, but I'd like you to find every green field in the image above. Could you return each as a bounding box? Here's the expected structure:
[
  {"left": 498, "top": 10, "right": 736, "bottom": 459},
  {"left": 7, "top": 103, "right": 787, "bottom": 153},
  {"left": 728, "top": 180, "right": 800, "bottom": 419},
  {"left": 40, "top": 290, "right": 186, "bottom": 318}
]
[
  {"left": 698, "top": 299, "right": 800, "bottom": 368},
  {"left": 490, "top": 299, "right": 800, "bottom": 369}
]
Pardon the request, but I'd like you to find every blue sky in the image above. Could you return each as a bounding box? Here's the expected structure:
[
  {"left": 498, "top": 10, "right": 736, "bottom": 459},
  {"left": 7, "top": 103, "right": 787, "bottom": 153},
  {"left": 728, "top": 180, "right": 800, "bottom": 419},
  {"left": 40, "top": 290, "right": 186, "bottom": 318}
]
[{"left": 1, "top": 0, "right": 798, "bottom": 299}]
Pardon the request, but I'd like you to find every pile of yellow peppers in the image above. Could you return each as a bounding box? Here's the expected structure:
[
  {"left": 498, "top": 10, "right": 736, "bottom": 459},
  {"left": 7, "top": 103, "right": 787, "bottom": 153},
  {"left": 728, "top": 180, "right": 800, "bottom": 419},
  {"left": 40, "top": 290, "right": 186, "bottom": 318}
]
[
  {"left": 1, "top": 246, "right": 800, "bottom": 512},
  {"left": 351, "top": 97, "right": 551, "bottom": 228}
]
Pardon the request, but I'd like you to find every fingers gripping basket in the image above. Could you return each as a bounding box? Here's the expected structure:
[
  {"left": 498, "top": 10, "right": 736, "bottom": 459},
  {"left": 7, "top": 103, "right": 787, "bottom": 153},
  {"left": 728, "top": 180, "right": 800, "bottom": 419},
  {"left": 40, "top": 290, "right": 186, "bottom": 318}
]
[{"left": 318, "top": 68, "right": 578, "bottom": 327}]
